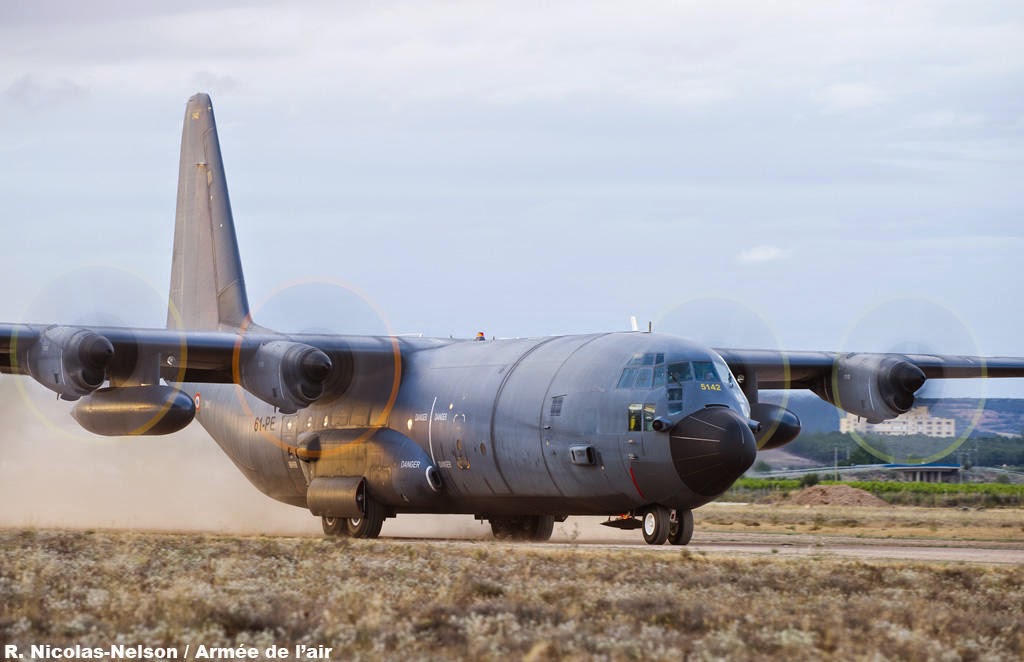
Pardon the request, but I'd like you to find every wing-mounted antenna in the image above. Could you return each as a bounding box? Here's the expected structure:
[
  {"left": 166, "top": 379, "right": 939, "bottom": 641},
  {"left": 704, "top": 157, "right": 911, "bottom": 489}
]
[{"left": 167, "top": 93, "right": 251, "bottom": 331}]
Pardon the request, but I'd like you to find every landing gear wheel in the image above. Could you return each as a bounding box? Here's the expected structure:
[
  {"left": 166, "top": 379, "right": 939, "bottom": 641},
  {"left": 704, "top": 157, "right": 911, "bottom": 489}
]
[
  {"left": 641, "top": 506, "right": 671, "bottom": 545},
  {"left": 345, "top": 497, "right": 385, "bottom": 539},
  {"left": 489, "top": 518, "right": 515, "bottom": 540},
  {"left": 322, "top": 516, "right": 346, "bottom": 536},
  {"left": 668, "top": 509, "right": 694, "bottom": 546},
  {"left": 489, "top": 515, "right": 556, "bottom": 541},
  {"left": 531, "top": 515, "right": 555, "bottom": 542}
]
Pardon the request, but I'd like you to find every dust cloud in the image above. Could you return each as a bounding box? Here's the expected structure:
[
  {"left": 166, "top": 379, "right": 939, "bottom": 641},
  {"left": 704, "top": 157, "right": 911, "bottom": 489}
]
[
  {"left": 0, "top": 379, "right": 319, "bottom": 535},
  {"left": 0, "top": 378, "right": 635, "bottom": 542},
  {"left": 0, "top": 379, "right": 611, "bottom": 541}
]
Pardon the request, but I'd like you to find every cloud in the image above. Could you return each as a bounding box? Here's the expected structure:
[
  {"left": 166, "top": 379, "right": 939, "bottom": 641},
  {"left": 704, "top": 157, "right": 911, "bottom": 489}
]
[
  {"left": 191, "top": 70, "right": 240, "bottom": 95},
  {"left": 815, "top": 82, "right": 887, "bottom": 114},
  {"left": 737, "top": 245, "right": 791, "bottom": 264},
  {"left": 3, "top": 74, "right": 87, "bottom": 109},
  {"left": 909, "top": 110, "right": 986, "bottom": 130}
]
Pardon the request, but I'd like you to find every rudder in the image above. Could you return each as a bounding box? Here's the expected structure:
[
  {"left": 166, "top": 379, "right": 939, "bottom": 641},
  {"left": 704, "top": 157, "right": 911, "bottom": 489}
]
[{"left": 167, "top": 93, "right": 250, "bottom": 331}]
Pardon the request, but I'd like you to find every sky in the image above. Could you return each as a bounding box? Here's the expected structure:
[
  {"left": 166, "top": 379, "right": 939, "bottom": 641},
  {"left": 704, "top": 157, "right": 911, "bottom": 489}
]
[{"left": 1, "top": 0, "right": 1023, "bottom": 394}]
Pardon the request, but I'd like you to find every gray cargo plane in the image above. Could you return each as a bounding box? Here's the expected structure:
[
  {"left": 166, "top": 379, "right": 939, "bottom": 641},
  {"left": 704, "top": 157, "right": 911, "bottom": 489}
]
[{"left": 3, "top": 94, "right": 1023, "bottom": 544}]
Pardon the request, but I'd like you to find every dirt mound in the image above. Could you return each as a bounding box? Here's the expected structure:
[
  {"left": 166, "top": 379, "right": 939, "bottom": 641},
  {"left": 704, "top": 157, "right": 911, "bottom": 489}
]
[{"left": 785, "top": 484, "right": 889, "bottom": 507}]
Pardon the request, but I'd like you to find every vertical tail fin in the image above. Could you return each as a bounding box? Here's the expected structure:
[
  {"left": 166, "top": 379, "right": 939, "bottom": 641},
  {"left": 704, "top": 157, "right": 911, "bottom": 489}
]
[{"left": 167, "top": 93, "right": 250, "bottom": 331}]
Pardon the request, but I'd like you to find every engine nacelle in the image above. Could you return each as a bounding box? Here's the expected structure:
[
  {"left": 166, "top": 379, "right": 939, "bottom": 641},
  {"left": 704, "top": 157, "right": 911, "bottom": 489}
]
[
  {"left": 24, "top": 326, "right": 114, "bottom": 401},
  {"left": 812, "top": 354, "right": 926, "bottom": 424},
  {"left": 749, "top": 402, "right": 802, "bottom": 450},
  {"left": 72, "top": 385, "right": 196, "bottom": 436},
  {"left": 239, "top": 341, "right": 333, "bottom": 413}
]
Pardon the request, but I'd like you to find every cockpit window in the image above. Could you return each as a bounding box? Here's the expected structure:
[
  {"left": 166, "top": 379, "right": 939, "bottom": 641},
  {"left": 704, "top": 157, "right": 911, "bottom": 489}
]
[
  {"left": 653, "top": 364, "right": 667, "bottom": 387},
  {"left": 667, "top": 362, "right": 693, "bottom": 383},
  {"left": 665, "top": 362, "right": 691, "bottom": 414},
  {"left": 617, "top": 353, "right": 665, "bottom": 389},
  {"left": 627, "top": 352, "right": 664, "bottom": 366},
  {"left": 616, "top": 368, "right": 638, "bottom": 389},
  {"left": 692, "top": 360, "right": 720, "bottom": 382},
  {"left": 617, "top": 367, "right": 653, "bottom": 389}
]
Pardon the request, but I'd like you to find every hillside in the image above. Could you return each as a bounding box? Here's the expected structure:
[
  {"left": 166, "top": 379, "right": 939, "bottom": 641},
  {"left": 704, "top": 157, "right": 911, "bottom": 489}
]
[{"left": 760, "top": 392, "right": 1024, "bottom": 438}]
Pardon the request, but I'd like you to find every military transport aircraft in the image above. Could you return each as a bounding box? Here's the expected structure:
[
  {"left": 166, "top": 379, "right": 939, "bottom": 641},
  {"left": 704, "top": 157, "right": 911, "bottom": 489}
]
[{"left": 3, "top": 94, "right": 1022, "bottom": 545}]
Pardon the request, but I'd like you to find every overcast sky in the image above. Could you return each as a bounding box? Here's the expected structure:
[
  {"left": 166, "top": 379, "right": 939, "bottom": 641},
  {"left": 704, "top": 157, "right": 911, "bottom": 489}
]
[{"left": 2, "top": 1, "right": 1022, "bottom": 396}]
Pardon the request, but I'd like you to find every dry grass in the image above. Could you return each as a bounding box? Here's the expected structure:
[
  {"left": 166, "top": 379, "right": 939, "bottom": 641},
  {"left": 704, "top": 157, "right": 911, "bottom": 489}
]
[
  {"left": 696, "top": 503, "right": 1024, "bottom": 542},
  {"left": 1, "top": 528, "right": 1022, "bottom": 660}
]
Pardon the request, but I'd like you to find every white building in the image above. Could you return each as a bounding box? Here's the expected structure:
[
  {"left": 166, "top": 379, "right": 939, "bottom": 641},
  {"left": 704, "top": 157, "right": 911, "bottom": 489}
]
[{"left": 840, "top": 406, "right": 956, "bottom": 438}]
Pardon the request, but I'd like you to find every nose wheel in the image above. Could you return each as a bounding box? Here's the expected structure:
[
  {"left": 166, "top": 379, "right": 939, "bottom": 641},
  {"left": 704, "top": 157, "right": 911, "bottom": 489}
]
[
  {"left": 668, "top": 509, "right": 694, "bottom": 545},
  {"left": 641, "top": 507, "right": 694, "bottom": 545},
  {"left": 641, "top": 506, "right": 671, "bottom": 544}
]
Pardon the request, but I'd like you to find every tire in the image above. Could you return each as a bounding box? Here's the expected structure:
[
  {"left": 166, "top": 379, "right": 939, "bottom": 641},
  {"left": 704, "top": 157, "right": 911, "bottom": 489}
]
[
  {"left": 345, "top": 497, "right": 385, "bottom": 538},
  {"left": 531, "top": 515, "right": 555, "bottom": 542},
  {"left": 322, "top": 516, "right": 346, "bottom": 536},
  {"left": 490, "top": 515, "right": 555, "bottom": 541},
  {"left": 641, "top": 506, "right": 670, "bottom": 545},
  {"left": 668, "top": 509, "right": 694, "bottom": 546},
  {"left": 489, "top": 518, "right": 515, "bottom": 540}
]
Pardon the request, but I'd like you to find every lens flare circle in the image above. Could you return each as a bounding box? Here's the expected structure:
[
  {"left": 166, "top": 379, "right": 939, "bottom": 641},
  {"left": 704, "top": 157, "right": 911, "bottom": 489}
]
[
  {"left": 837, "top": 297, "right": 985, "bottom": 466},
  {"left": 229, "top": 277, "right": 402, "bottom": 461}
]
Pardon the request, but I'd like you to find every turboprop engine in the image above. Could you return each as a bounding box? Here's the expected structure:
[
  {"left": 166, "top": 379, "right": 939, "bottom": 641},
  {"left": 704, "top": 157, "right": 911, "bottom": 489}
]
[
  {"left": 239, "top": 341, "right": 333, "bottom": 413},
  {"left": 24, "top": 326, "right": 114, "bottom": 400},
  {"left": 811, "top": 353, "right": 926, "bottom": 423}
]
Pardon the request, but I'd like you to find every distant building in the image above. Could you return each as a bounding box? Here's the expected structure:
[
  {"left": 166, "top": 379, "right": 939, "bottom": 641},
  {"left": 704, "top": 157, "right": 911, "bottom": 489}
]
[{"left": 840, "top": 406, "right": 956, "bottom": 438}]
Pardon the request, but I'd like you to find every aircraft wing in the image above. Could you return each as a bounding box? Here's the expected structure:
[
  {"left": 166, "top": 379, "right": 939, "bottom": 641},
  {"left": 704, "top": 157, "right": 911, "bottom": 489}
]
[
  {"left": 715, "top": 348, "right": 1024, "bottom": 389},
  {"left": 716, "top": 347, "right": 1024, "bottom": 423},
  {"left": 0, "top": 323, "right": 407, "bottom": 410}
]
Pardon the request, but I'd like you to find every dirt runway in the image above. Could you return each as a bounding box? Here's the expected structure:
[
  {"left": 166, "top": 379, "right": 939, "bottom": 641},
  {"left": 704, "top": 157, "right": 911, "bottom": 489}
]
[{"left": 377, "top": 514, "right": 1024, "bottom": 564}]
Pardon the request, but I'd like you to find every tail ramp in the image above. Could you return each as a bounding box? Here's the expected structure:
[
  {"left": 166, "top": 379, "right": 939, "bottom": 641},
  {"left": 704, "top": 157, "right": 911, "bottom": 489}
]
[{"left": 166, "top": 93, "right": 250, "bottom": 331}]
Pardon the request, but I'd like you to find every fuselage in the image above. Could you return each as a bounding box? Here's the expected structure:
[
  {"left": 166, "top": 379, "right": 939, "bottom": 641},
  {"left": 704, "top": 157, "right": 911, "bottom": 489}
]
[{"left": 186, "top": 331, "right": 756, "bottom": 518}]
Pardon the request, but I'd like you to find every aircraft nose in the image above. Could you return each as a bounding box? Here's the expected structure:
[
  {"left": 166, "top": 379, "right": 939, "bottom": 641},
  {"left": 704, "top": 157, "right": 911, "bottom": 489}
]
[{"left": 668, "top": 406, "right": 757, "bottom": 497}]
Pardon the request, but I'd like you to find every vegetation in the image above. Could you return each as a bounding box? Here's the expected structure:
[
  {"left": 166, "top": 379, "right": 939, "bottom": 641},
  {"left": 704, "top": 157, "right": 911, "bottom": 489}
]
[
  {"left": 798, "top": 473, "right": 820, "bottom": 487},
  {"left": 1, "top": 528, "right": 1022, "bottom": 660},
  {"left": 695, "top": 502, "right": 1024, "bottom": 542},
  {"left": 782, "top": 432, "right": 1024, "bottom": 469},
  {"left": 726, "top": 478, "right": 1024, "bottom": 507}
]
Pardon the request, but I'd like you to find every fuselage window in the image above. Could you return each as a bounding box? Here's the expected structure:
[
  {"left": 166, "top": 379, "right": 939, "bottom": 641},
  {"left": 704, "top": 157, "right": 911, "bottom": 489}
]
[{"left": 627, "top": 403, "right": 656, "bottom": 431}]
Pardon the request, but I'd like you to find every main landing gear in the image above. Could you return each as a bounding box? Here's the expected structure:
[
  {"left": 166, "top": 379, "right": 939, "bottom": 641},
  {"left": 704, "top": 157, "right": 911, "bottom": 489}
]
[
  {"left": 321, "top": 496, "right": 387, "bottom": 539},
  {"left": 488, "top": 515, "right": 556, "bottom": 541},
  {"left": 603, "top": 507, "right": 694, "bottom": 545}
]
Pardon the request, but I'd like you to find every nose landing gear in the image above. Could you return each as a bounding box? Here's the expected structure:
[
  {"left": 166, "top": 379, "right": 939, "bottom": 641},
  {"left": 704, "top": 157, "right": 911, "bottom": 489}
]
[
  {"left": 667, "top": 508, "right": 694, "bottom": 546},
  {"left": 641, "top": 506, "right": 671, "bottom": 544},
  {"left": 640, "top": 506, "right": 693, "bottom": 546}
]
